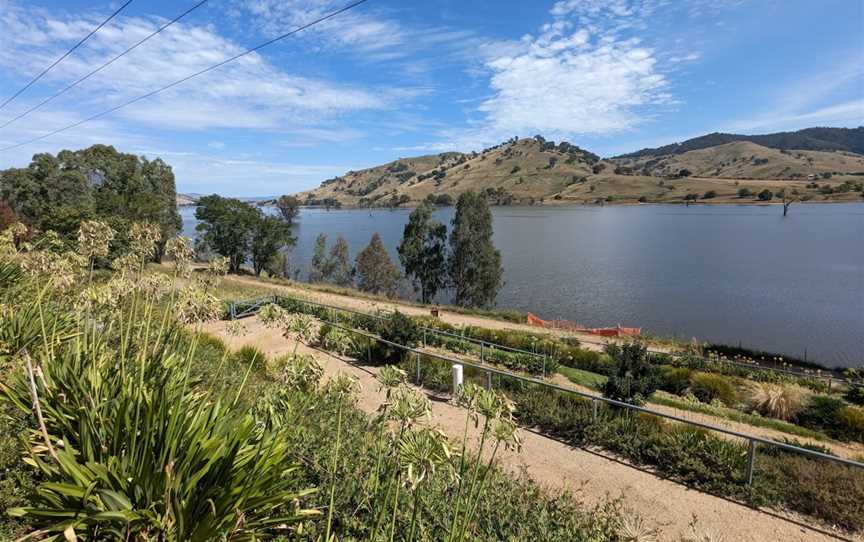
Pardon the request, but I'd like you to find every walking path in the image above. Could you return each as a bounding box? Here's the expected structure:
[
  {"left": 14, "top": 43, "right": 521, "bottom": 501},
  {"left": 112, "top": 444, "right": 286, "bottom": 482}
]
[
  {"left": 202, "top": 315, "right": 858, "bottom": 542},
  {"left": 225, "top": 275, "right": 864, "bottom": 459}
]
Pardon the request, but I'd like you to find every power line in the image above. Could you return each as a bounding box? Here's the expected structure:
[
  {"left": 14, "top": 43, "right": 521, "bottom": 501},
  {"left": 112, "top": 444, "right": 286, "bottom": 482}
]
[
  {"left": 0, "top": 0, "right": 135, "bottom": 111},
  {"left": 0, "top": 0, "right": 370, "bottom": 154},
  {"left": 0, "top": 0, "right": 211, "bottom": 131}
]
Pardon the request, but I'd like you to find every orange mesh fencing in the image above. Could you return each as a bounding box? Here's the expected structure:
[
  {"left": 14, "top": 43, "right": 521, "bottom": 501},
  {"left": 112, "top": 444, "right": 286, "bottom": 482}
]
[{"left": 527, "top": 312, "right": 641, "bottom": 338}]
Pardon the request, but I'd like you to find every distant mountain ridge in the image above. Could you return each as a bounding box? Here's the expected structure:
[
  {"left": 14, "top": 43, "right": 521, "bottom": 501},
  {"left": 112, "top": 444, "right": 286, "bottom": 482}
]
[
  {"left": 296, "top": 129, "right": 864, "bottom": 207},
  {"left": 616, "top": 127, "right": 864, "bottom": 159}
]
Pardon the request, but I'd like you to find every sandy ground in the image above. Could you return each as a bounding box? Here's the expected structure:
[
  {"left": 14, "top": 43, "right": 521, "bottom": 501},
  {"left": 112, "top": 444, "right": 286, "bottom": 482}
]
[{"left": 202, "top": 315, "right": 858, "bottom": 542}]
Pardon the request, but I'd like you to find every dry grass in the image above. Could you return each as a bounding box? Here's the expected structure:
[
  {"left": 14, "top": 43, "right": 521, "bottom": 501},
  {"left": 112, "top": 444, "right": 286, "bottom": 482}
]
[
  {"left": 747, "top": 382, "right": 808, "bottom": 421},
  {"left": 299, "top": 137, "right": 864, "bottom": 207}
]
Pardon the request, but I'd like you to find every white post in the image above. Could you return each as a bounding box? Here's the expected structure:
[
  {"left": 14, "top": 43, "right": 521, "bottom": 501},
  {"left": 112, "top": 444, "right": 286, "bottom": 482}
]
[{"left": 452, "top": 364, "right": 464, "bottom": 394}]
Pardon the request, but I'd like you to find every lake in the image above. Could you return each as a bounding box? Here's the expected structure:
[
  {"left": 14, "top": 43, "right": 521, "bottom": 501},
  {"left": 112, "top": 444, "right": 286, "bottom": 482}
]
[{"left": 180, "top": 203, "right": 864, "bottom": 368}]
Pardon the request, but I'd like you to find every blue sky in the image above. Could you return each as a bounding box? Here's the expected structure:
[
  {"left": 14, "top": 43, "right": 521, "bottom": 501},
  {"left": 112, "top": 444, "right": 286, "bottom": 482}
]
[{"left": 0, "top": 0, "right": 862, "bottom": 196}]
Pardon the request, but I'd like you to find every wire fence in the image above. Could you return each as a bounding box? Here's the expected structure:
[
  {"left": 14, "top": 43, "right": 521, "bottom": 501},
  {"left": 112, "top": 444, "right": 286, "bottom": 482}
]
[
  {"left": 229, "top": 293, "right": 851, "bottom": 387},
  {"left": 226, "top": 294, "right": 864, "bottom": 487}
]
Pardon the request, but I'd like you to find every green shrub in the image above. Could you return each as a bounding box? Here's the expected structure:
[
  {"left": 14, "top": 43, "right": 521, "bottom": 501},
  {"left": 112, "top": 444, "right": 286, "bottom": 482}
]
[
  {"left": 836, "top": 406, "right": 864, "bottom": 442},
  {"left": 689, "top": 373, "right": 737, "bottom": 405},
  {"left": 601, "top": 343, "right": 659, "bottom": 405},
  {"left": 380, "top": 310, "right": 420, "bottom": 348},
  {"left": 758, "top": 452, "right": 864, "bottom": 531},
  {"left": 657, "top": 367, "right": 692, "bottom": 395},
  {"left": 796, "top": 395, "right": 844, "bottom": 430},
  {"left": 845, "top": 384, "right": 864, "bottom": 406},
  {"left": 234, "top": 344, "right": 268, "bottom": 370}
]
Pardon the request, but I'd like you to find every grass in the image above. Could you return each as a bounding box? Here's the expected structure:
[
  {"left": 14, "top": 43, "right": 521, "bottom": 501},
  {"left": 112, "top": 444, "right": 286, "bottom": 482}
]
[
  {"left": 651, "top": 392, "right": 832, "bottom": 442},
  {"left": 558, "top": 365, "right": 608, "bottom": 390}
]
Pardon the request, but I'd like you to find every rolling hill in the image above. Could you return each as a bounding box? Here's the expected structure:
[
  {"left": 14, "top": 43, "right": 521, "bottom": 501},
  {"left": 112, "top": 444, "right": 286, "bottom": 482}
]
[{"left": 297, "top": 129, "right": 864, "bottom": 207}]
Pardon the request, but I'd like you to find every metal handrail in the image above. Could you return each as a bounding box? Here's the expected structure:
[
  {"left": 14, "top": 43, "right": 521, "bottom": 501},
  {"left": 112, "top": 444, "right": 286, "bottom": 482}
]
[
  {"left": 226, "top": 294, "right": 864, "bottom": 485},
  {"left": 263, "top": 293, "right": 850, "bottom": 385},
  {"left": 273, "top": 294, "right": 548, "bottom": 359},
  {"left": 318, "top": 318, "right": 864, "bottom": 474}
]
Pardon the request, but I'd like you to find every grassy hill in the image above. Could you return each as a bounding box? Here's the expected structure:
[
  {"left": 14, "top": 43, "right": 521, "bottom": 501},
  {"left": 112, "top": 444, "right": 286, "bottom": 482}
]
[
  {"left": 616, "top": 126, "right": 864, "bottom": 158},
  {"left": 297, "top": 132, "right": 864, "bottom": 207}
]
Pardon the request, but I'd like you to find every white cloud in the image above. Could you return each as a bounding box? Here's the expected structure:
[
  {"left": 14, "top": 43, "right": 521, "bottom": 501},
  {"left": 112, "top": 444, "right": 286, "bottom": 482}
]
[
  {"left": 420, "top": 1, "right": 672, "bottom": 151},
  {"left": 0, "top": 1, "right": 390, "bottom": 138},
  {"left": 725, "top": 100, "right": 864, "bottom": 133}
]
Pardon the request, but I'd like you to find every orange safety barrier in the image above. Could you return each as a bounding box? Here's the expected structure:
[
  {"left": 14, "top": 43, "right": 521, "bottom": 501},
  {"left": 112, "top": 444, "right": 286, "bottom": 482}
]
[{"left": 527, "top": 312, "right": 641, "bottom": 338}]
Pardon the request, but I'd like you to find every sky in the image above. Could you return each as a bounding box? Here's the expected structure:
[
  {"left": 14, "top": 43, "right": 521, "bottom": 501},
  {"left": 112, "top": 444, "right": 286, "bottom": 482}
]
[{"left": 0, "top": 0, "right": 862, "bottom": 196}]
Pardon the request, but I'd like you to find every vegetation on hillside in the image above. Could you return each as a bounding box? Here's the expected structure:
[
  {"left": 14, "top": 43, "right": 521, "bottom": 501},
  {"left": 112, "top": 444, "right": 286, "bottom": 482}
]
[
  {"left": 0, "top": 220, "right": 643, "bottom": 541},
  {"left": 297, "top": 130, "right": 864, "bottom": 207},
  {"left": 617, "top": 126, "right": 864, "bottom": 158}
]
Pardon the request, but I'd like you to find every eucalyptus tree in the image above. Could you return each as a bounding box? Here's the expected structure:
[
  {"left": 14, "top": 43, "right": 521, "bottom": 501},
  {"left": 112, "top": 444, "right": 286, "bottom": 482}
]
[{"left": 397, "top": 201, "right": 447, "bottom": 303}]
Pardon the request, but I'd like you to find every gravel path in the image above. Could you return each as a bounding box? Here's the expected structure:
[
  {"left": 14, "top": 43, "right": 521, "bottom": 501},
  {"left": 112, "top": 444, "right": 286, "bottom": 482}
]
[
  {"left": 202, "top": 316, "right": 858, "bottom": 542},
  {"left": 224, "top": 275, "right": 864, "bottom": 459}
]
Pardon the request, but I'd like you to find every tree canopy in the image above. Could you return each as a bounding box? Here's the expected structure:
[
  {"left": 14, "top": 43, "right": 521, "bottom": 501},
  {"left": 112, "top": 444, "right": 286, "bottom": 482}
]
[
  {"left": 448, "top": 192, "right": 503, "bottom": 308},
  {"left": 0, "top": 145, "right": 181, "bottom": 257},
  {"left": 398, "top": 202, "right": 447, "bottom": 304},
  {"left": 355, "top": 233, "right": 400, "bottom": 297},
  {"left": 195, "top": 195, "right": 294, "bottom": 275},
  {"left": 276, "top": 195, "right": 301, "bottom": 225}
]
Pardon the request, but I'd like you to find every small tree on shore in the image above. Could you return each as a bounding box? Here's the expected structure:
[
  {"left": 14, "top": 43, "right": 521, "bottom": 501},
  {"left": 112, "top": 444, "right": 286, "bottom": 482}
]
[
  {"left": 251, "top": 215, "right": 294, "bottom": 276},
  {"left": 398, "top": 202, "right": 448, "bottom": 304},
  {"left": 329, "top": 236, "right": 354, "bottom": 287},
  {"left": 448, "top": 192, "right": 503, "bottom": 308},
  {"left": 195, "top": 195, "right": 260, "bottom": 274},
  {"left": 310, "top": 233, "right": 329, "bottom": 282},
  {"left": 276, "top": 195, "right": 300, "bottom": 225},
  {"left": 355, "top": 233, "right": 400, "bottom": 297}
]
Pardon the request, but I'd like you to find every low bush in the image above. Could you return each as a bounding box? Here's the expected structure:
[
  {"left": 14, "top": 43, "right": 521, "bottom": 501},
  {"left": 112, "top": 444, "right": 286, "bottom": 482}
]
[
  {"left": 657, "top": 366, "right": 692, "bottom": 395},
  {"left": 689, "top": 372, "right": 737, "bottom": 405},
  {"left": 235, "top": 344, "right": 268, "bottom": 370},
  {"left": 380, "top": 310, "right": 420, "bottom": 347},
  {"left": 836, "top": 406, "right": 864, "bottom": 442},
  {"left": 846, "top": 384, "right": 864, "bottom": 406},
  {"left": 796, "top": 394, "right": 844, "bottom": 430},
  {"left": 601, "top": 343, "right": 659, "bottom": 405}
]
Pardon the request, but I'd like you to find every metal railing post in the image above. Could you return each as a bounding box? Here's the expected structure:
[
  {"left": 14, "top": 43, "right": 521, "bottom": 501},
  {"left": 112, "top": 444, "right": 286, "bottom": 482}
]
[
  {"left": 415, "top": 352, "right": 421, "bottom": 384},
  {"left": 746, "top": 439, "right": 757, "bottom": 485},
  {"left": 480, "top": 342, "right": 484, "bottom": 364},
  {"left": 592, "top": 398, "right": 598, "bottom": 421},
  {"left": 485, "top": 370, "right": 492, "bottom": 390}
]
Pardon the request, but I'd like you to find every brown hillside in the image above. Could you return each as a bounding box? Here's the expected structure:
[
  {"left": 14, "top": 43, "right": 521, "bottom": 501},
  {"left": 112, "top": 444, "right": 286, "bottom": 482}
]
[
  {"left": 612, "top": 141, "right": 864, "bottom": 180},
  {"left": 297, "top": 137, "right": 864, "bottom": 207}
]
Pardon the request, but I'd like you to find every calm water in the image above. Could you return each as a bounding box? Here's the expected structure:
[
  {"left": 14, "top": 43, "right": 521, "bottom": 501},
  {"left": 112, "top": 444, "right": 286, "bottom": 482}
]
[{"left": 180, "top": 203, "right": 864, "bottom": 368}]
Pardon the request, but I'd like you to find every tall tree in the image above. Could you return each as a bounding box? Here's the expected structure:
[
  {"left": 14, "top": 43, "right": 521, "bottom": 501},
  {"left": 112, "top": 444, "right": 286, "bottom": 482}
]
[
  {"left": 328, "top": 236, "right": 353, "bottom": 287},
  {"left": 355, "top": 233, "right": 400, "bottom": 297},
  {"left": 195, "top": 195, "right": 260, "bottom": 274},
  {"left": 448, "top": 192, "right": 503, "bottom": 308},
  {"left": 0, "top": 144, "right": 181, "bottom": 257},
  {"left": 397, "top": 202, "right": 448, "bottom": 303},
  {"left": 275, "top": 195, "right": 300, "bottom": 225},
  {"left": 310, "top": 233, "right": 329, "bottom": 282},
  {"left": 251, "top": 215, "right": 295, "bottom": 276}
]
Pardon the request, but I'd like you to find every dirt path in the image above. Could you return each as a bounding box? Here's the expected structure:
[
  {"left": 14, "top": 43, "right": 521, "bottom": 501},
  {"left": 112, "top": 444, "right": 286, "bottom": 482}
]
[
  {"left": 223, "top": 275, "right": 864, "bottom": 458},
  {"left": 202, "top": 316, "right": 857, "bottom": 542},
  {"left": 222, "top": 275, "right": 616, "bottom": 352}
]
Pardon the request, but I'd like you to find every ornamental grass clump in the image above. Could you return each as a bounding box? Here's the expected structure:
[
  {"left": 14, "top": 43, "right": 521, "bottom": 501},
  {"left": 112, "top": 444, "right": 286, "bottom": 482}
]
[{"left": 747, "top": 382, "right": 807, "bottom": 421}]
